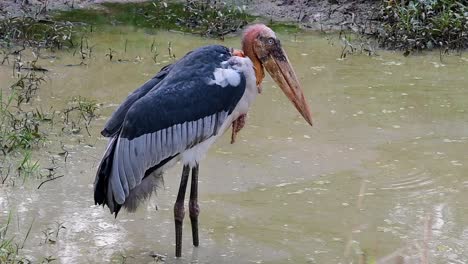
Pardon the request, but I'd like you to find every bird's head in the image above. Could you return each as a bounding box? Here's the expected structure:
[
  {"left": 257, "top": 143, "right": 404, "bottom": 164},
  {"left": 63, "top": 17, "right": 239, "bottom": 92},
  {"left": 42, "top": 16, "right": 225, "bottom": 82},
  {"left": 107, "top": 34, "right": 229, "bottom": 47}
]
[{"left": 242, "top": 24, "right": 313, "bottom": 126}]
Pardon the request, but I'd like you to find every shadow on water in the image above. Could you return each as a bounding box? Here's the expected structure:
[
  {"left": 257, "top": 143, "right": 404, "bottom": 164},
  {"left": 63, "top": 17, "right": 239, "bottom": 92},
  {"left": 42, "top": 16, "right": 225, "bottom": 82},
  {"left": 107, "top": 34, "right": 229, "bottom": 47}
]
[{"left": 1, "top": 24, "right": 467, "bottom": 263}]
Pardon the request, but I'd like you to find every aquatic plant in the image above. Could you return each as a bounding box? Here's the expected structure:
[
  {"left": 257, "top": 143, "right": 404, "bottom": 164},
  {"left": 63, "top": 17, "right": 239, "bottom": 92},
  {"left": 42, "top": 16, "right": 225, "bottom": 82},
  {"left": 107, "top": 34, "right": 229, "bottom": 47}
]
[
  {"left": 167, "top": 41, "right": 176, "bottom": 59},
  {"left": 0, "top": 213, "right": 33, "bottom": 264},
  {"left": 0, "top": 16, "right": 75, "bottom": 50},
  {"left": 339, "top": 31, "right": 376, "bottom": 58},
  {"left": 0, "top": 53, "right": 52, "bottom": 183},
  {"left": 41, "top": 222, "right": 65, "bottom": 245},
  {"left": 1, "top": 212, "right": 55, "bottom": 263},
  {"left": 0, "top": 51, "right": 100, "bottom": 185},
  {"left": 1, "top": 53, "right": 48, "bottom": 154},
  {"left": 150, "top": 39, "right": 160, "bottom": 63},
  {"left": 62, "top": 96, "right": 99, "bottom": 136},
  {"left": 174, "top": 0, "right": 251, "bottom": 37},
  {"left": 0, "top": 213, "right": 19, "bottom": 263},
  {"left": 10, "top": 59, "right": 47, "bottom": 107},
  {"left": 105, "top": 47, "right": 116, "bottom": 61},
  {"left": 73, "top": 35, "right": 94, "bottom": 65},
  {"left": 17, "top": 150, "right": 40, "bottom": 178},
  {"left": 0, "top": 90, "right": 45, "bottom": 155},
  {"left": 375, "top": 0, "right": 468, "bottom": 52}
]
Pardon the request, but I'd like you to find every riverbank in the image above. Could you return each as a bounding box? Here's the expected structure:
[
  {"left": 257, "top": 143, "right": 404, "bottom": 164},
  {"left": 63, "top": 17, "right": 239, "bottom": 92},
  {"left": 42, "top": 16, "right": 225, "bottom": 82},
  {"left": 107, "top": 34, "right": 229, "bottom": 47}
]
[
  {"left": 247, "top": 0, "right": 379, "bottom": 32},
  {"left": 0, "top": 0, "right": 144, "bottom": 19},
  {"left": 1, "top": 1, "right": 466, "bottom": 51},
  {"left": 1, "top": 0, "right": 378, "bottom": 32}
]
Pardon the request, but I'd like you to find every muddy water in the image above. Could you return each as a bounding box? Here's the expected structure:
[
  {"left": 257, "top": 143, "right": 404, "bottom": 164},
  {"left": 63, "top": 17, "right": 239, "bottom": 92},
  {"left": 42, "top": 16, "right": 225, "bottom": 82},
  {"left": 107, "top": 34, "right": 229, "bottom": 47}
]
[{"left": 1, "top": 27, "right": 467, "bottom": 263}]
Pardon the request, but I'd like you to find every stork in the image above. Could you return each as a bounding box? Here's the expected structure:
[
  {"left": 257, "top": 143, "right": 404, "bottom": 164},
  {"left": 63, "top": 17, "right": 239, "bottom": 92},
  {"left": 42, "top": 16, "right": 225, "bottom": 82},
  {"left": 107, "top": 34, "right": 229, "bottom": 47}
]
[{"left": 94, "top": 24, "right": 312, "bottom": 257}]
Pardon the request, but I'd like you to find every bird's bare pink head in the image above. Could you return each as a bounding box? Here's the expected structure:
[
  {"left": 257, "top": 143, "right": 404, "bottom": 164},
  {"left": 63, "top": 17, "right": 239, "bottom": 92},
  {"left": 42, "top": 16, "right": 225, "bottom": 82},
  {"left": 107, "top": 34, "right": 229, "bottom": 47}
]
[{"left": 242, "top": 24, "right": 313, "bottom": 126}]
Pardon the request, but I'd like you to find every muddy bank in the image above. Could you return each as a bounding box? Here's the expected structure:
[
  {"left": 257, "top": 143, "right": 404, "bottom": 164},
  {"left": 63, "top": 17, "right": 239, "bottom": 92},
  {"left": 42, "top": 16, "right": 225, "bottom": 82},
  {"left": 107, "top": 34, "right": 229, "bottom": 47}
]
[
  {"left": 1, "top": 0, "right": 379, "bottom": 32},
  {"left": 247, "top": 0, "right": 380, "bottom": 32},
  {"left": 0, "top": 0, "right": 147, "bottom": 18}
]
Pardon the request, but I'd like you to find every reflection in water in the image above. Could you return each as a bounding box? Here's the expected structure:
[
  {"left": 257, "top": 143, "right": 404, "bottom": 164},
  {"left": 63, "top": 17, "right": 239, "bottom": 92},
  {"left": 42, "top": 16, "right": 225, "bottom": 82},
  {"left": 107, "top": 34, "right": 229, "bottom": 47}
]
[{"left": 0, "top": 27, "right": 467, "bottom": 263}]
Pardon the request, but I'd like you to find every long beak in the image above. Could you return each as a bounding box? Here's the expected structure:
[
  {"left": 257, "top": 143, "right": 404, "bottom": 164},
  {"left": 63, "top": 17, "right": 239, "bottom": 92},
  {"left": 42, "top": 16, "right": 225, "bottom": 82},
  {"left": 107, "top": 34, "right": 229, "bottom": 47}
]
[{"left": 263, "top": 49, "right": 313, "bottom": 126}]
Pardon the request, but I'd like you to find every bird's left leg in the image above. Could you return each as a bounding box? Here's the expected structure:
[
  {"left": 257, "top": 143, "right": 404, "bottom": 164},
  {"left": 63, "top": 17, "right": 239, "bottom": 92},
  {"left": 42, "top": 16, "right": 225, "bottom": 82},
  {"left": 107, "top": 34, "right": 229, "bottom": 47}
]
[
  {"left": 189, "top": 164, "right": 200, "bottom": 247},
  {"left": 174, "top": 165, "right": 190, "bottom": 258}
]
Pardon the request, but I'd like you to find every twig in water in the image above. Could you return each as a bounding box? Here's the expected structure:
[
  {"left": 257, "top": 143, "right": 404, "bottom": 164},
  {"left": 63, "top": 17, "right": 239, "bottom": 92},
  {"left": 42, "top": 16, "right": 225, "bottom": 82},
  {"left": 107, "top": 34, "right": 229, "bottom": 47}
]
[
  {"left": 1, "top": 164, "right": 12, "bottom": 184},
  {"left": 167, "top": 41, "right": 176, "bottom": 60},
  {"left": 37, "top": 175, "right": 64, "bottom": 189},
  {"left": 20, "top": 217, "right": 35, "bottom": 249},
  {"left": 105, "top": 48, "right": 116, "bottom": 61}
]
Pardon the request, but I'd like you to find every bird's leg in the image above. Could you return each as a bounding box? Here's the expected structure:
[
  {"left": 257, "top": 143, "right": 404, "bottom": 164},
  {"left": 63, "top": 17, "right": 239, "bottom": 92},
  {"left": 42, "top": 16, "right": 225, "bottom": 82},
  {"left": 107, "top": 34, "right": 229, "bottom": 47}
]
[
  {"left": 174, "top": 165, "right": 190, "bottom": 258},
  {"left": 189, "top": 164, "right": 200, "bottom": 247}
]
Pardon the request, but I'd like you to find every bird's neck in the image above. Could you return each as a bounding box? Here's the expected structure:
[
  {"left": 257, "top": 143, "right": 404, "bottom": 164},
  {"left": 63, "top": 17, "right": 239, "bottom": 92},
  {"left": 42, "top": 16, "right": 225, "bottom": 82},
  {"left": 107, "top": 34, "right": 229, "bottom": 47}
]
[
  {"left": 245, "top": 51, "right": 265, "bottom": 89},
  {"left": 235, "top": 47, "right": 265, "bottom": 91}
]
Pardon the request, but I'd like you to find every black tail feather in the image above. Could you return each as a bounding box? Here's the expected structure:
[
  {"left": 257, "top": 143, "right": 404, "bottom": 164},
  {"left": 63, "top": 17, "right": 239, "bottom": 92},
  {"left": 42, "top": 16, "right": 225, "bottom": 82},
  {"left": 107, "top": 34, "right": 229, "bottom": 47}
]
[
  {"left": 94, "top": 136, "right": 120, "bottom": 215},
  {"left": 94, "top": 137, "right": 178, "bottom": 217}
]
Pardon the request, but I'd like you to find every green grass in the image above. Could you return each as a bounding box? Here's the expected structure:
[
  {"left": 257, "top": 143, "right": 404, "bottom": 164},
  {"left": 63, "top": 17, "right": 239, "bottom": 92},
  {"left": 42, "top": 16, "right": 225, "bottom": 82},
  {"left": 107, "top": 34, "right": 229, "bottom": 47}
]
[
  {"left": 52, "top": 1, "right": 315, "bottom": 39},
  {"left": 376, "top": 0, "right": 467, "bottom": 51},
  {"left": 54, "top": 1, "right": 255, "bottom": 37},
  {"left": 267, "top": 21, "right": 301, "bottom": 34},
  {"left": 54, "top": 2, "right": 159, "bottom": 28},
  {"left": 0, "top": 212, "right": 41, "bottom": 263},
  {"left": 0, "top": 89, "right": 46, "bottom": 155},
  {"left": 0, "top": 16, "right": 74, "bottom": 49},
  {"left": 54, "top": 8, "right": 108, "bottom": 26},
  {"left": 0, "top": 213, "right": 27, "bottom": 263}
]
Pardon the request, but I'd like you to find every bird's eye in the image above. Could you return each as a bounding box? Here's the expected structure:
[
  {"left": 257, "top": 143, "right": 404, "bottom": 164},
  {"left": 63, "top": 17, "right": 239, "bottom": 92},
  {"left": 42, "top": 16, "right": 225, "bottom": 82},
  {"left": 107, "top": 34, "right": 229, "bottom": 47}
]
[{"left": 268, "top": 38, "right": 275, "bottom": 45}]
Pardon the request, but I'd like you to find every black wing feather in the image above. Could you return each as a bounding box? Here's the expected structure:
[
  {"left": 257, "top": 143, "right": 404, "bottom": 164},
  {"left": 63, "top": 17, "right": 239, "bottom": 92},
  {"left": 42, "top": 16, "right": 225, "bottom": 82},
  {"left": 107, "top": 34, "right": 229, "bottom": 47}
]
[{"left": 101, "top": 64, "right": 173, "bottom": 137}]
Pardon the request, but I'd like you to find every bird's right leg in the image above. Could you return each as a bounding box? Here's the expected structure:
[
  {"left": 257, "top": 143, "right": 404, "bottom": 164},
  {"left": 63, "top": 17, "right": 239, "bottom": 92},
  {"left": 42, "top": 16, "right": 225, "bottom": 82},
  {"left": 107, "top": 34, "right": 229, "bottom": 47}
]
[
  {"left": 189, "top": 164, "right": 200, "bottom": 247},
  {"left": 174, "top": 165, "right": 190, "bottom": 258}
]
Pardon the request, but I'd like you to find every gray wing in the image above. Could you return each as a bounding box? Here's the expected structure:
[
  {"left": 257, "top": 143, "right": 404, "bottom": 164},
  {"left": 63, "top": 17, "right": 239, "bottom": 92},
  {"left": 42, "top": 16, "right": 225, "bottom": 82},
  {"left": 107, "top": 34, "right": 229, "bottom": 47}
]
[{"left": 109, "top": 111, "right": 230, "bottom": 204}]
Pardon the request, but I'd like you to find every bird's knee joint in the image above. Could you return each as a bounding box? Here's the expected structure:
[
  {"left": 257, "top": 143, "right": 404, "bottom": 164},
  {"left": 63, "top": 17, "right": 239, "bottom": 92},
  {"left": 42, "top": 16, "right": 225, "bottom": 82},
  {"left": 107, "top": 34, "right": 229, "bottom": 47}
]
[
  {"left": 174, "top": 203, "right": 185, "bottom": 222},
  {"left": 189, "top": 201, "right": 199, "bottom": 217}
]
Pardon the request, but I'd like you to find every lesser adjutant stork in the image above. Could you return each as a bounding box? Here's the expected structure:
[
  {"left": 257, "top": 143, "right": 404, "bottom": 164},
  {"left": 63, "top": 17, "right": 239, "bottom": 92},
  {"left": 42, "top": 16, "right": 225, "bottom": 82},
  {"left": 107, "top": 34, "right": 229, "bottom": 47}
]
[{"left": 94, "top": 24, "right": 312, "bottom": 257}]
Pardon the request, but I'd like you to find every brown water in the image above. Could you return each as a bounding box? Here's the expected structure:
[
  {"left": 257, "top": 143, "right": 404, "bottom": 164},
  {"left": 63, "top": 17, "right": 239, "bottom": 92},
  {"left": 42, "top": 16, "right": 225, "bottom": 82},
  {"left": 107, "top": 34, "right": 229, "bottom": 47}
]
[{"left": 1, "top": 27, "right": 467, "bottom": 263}]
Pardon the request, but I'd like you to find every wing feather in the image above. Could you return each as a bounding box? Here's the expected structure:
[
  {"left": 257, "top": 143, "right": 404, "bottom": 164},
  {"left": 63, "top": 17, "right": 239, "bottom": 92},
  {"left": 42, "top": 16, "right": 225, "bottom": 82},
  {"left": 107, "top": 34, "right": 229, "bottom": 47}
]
[
  {"left": 181, "top": 122, "right": 188, "bottom": 147},
  {"left": 174, "top": 124, "right": 182, "bottom": 153},
  {"left": 111, "top": 140, "right": 126, "bottom": 204},
  {"left": 161, "top": 128, "right": 167, "bottom": 158},
  {"left": 155, "top": 130, "right": 162, "bottom": 163},
  {"left": 188, "top": 121, "right": 194, "bottom": 146},
  {"left": 125, "top": 139, "right": 137, "bottom": 190},
  {"left": 166, "top": 127, "right": 173, "bottom": 156},
  {"left": 117, "top": 140, "right": 128, "bottom": 195}
]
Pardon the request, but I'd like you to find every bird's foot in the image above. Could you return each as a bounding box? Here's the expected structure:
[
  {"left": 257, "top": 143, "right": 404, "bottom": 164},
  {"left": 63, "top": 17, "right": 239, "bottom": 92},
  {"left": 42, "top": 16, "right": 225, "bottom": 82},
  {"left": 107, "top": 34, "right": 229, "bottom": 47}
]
[{"left": 231, "top": 114, "right": 246, "bottom": 144}]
